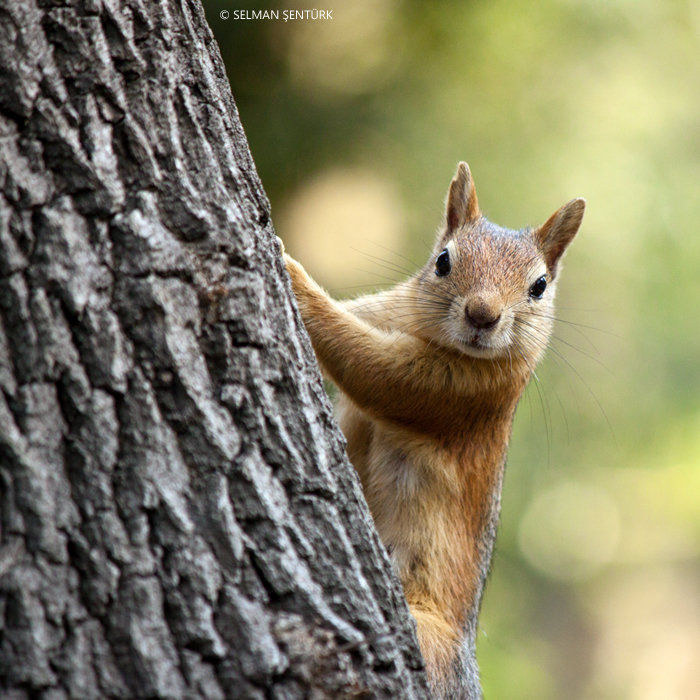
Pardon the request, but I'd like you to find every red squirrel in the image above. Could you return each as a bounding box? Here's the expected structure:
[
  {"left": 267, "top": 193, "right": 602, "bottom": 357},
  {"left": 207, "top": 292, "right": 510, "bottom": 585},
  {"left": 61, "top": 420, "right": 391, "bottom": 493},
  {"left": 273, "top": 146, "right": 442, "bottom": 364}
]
[{"left": 281, "top": 162, "right": 585, "bottom": 697}]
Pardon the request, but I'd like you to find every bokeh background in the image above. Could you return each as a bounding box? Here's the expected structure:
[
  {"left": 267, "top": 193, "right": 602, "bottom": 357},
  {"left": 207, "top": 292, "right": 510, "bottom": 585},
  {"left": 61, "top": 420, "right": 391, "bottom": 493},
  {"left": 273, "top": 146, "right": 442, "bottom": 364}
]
[{"left": 203, "top": 1, "right": 700, "bottom": 697}]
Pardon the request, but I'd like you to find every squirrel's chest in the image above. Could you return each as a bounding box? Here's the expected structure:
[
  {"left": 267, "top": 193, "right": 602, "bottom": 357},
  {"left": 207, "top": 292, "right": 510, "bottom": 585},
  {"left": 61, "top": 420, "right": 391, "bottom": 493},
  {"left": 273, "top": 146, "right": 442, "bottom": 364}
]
[
  {"left": 356, "top": 420, "right": 464, "bottom": 545},
  {"left": 335, "top": 391, "right": 508, "bottom": 550}
]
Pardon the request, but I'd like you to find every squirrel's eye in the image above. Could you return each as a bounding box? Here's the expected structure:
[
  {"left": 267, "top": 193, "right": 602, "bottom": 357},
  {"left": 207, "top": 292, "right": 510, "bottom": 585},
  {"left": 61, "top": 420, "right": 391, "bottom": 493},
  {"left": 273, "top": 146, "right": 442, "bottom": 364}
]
[
  {"left": 435, "top": 248, "right": 451, "bottom": 277},
  {"left": 529, "top": 275, "right": 547, "bottom": 299}
]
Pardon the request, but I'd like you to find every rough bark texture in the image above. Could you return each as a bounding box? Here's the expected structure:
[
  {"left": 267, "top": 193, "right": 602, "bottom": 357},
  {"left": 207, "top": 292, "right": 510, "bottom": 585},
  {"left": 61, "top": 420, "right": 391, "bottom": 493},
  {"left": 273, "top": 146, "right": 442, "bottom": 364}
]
[{"left": 0, "top": 1, "right": 430, "bottom": 697}]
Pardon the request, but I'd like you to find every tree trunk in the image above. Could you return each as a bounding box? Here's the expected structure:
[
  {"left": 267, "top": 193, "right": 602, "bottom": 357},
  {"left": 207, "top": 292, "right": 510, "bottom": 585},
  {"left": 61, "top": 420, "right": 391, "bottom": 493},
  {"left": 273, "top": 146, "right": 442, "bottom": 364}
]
[{"left": 0, "top": 1, "right": 430, "bottom": 697}]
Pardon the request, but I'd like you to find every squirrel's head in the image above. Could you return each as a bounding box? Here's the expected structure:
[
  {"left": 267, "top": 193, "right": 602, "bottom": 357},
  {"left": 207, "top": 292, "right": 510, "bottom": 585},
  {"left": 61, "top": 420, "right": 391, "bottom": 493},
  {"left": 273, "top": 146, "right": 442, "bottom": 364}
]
[{"left": 415, "top": 162, "right": 585, "bottom": 362}]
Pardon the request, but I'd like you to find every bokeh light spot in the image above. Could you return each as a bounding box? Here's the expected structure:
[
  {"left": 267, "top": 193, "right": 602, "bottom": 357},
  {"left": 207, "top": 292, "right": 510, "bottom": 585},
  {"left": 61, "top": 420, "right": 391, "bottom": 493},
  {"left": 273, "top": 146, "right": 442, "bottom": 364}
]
[
  {"left": 279, "top": 168, "right": 405, "bottom": 292},
  {"left": 518, "top": 482, "right": 621, "bottom": 581}
]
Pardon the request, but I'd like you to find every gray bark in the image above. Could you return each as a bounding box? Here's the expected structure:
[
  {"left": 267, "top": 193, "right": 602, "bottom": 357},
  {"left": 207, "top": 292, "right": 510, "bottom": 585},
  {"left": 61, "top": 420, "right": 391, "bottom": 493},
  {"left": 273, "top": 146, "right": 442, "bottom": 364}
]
[{"left": 0, "top": 1, "right": 430, "bottom": 697}]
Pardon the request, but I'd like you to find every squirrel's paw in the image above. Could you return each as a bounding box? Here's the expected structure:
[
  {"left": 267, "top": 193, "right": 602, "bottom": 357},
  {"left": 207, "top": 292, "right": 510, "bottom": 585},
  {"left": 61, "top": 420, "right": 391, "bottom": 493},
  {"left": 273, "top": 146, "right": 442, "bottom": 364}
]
[{"left": 276, "top": 237, "right": 300, "bottom": 281}]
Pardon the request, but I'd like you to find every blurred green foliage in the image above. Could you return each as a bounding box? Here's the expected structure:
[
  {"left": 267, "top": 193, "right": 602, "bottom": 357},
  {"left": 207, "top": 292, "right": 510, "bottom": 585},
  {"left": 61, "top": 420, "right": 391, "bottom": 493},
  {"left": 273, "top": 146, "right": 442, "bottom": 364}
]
[{"left": 204, "top": 1, "right": 700, "bottom": 697}]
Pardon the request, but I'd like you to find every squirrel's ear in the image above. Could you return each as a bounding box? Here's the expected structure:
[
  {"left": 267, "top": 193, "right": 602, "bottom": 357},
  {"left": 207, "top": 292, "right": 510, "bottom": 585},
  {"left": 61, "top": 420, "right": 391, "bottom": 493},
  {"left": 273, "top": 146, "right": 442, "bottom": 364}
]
[
  {"left": 536, "top": 198, "right": 585, "bottom": 275},
  {"left": 446, "top": 161, "right": 480, "bottom": 231}
]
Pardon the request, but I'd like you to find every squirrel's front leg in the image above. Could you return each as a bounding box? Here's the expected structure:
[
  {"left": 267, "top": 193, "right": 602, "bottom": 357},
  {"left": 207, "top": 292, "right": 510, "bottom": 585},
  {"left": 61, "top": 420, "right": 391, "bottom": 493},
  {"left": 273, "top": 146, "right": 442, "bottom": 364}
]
[{"left": 282, "top": 250, "right": 458, "bottom": 432}]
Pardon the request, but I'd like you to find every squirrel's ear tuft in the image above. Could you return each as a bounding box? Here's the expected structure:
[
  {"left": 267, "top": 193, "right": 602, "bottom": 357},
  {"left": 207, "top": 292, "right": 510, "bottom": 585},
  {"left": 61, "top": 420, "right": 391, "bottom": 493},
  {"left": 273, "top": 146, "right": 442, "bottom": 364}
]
[
  {"left": 446, "top": 161, "right": 480, "bottom": 231},
  {"left": 536, "top": 198, "right": 585, "bottom": 275}
]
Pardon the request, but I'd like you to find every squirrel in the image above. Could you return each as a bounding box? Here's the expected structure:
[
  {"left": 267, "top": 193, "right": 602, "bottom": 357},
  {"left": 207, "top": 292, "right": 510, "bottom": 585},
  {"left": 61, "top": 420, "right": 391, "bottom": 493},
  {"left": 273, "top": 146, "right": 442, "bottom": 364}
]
[{"left": 280, "top": 162, "right": 585, "bottom": 698}]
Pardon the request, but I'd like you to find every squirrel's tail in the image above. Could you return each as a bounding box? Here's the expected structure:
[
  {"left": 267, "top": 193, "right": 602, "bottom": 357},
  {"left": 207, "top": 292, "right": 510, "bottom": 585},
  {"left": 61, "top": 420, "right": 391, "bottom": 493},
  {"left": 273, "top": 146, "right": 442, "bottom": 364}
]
[{"left": 410, "top": 602, "right": 481, "bottom": 699}]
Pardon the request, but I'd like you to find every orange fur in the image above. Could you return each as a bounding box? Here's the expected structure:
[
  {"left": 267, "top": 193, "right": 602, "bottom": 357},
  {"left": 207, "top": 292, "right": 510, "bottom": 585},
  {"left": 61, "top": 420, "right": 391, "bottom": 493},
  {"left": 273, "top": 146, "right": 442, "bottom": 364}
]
[{"left": 281, "top": 162, "right": 584, "bottom": 698}]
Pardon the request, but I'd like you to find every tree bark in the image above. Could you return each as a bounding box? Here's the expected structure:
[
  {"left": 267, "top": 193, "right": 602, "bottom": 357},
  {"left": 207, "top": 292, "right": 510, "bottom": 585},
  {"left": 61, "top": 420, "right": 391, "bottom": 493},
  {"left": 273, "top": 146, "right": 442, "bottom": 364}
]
[{"left": 0, "top": 1, "right": 430, "bottom": 697}]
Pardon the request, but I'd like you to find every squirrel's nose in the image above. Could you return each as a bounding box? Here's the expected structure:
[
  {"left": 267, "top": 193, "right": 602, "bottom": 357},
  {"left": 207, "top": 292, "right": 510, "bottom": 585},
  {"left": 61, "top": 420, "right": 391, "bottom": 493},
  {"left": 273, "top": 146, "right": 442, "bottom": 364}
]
[{"left": 466, "top": 300, "right": 501, "bottom": 330}]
